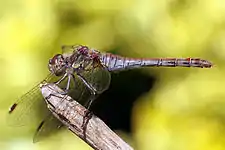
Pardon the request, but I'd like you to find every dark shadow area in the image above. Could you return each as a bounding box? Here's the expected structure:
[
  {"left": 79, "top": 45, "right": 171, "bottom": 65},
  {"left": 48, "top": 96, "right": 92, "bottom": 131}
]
[{"left": 91, "top": 70, "right": 156, "bottom": 133}]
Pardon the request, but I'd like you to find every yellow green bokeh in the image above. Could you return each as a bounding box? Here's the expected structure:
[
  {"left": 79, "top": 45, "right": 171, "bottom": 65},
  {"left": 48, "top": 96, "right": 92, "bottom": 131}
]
[{"left": 1, "top": 0, "right": 225, "bottom": 150}]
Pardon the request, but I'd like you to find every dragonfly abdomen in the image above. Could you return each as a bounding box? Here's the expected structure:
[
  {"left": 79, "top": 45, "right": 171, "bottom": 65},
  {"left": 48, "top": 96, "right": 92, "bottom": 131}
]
[{"left": 100, "top": 53, "right": 213, "bottom": 72}]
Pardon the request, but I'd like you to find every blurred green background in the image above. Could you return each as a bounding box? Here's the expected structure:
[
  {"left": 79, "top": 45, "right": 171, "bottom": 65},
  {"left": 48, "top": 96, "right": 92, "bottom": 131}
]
[{"left": 1, "top": 0, "right": 225, "bottom": 150}]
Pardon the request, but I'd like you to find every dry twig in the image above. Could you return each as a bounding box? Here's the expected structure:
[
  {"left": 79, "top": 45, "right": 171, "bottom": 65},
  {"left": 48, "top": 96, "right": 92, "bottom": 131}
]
[{"left": 40, "top": 83, "right": 134, "bottom": 150}]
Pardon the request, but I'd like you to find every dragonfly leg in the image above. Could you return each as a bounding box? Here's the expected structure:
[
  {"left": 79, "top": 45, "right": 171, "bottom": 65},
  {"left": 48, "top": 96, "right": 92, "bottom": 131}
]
[
  {"left": 76, "top": 74, "right": 99, "bottom": 109},
  {"left": 81, "top": 110, "right": 93, "bottom": 140},
  {"left": 65, "top": 74, "right": 72, "bottom": 91},
  {"left": 55, "top": 73, "right": 68, "bottom": 85},
  {"left": 85, "top": 94, "right": 99, "bottom": 109},
  {"left": 58, "top": 74, "right": 72, "bottom": 95},
  {"left": 54, "top": 72, "right": 74, "bottom": 95},
  {"left": 77, "top": 74, "right": 98, "bottom": 94}
]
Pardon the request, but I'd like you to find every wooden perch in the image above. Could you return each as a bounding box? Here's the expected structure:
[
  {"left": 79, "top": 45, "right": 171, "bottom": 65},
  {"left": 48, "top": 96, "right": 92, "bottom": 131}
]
[{"left": 40, "top": 83, "right": 134, "bottom": 150}]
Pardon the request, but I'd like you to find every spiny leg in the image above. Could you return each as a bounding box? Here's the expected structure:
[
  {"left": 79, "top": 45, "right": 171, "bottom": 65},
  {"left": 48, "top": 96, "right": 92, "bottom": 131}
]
[
  {"left": 76, "top": 73, "right": 99, "bottom": 109},
  {"left": 81, "top": 110, "right": 93, "bottom": 140},
  {"left": 54, "top": 73, "right": 74, "bottom": 95},
  {"left": 59, "top": 74, "right": 72, "bottom": 95},
  {"left": 64, "top": 74, "right": 77, "bottom": 101},
  {"left": 76, "top": 74, "right": 97, "bottom": 138},
  {"left": 55, "top": 73, "right": 68, "bottom": 85},
  {"left": 77, "top": 74, "right": 97, "bottom": 94},
  {"left": 65, "top": 74, "right": 72, "bottom": 92},
  {"left": 84, "top": 94, "right": 99, "bottom": 110},
  {"left": 55, "top": 73, "right": 94, "bottom": 140}
]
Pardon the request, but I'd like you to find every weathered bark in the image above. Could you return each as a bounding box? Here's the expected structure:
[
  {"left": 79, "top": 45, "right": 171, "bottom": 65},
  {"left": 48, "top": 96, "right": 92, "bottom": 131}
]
[{"left": 40, "top": 83, "right": 133, "bottom": 150}]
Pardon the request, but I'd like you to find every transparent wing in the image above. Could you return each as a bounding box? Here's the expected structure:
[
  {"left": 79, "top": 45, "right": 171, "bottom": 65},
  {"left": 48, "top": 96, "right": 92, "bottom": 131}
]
[
  {"left": 80, "top": 66, "right": 111, "bottom": 93},
  {"left": 68, "top": 65, "right": 111, "bottom": 106},
  {"left": 7, "top": 53, "right": 111, "bottom": 142},
  {"left": 7, "top": 73, "right": 59, "bottom": 127},
  {"left": 61, "top": 45, "right": 88, "bottom": 55},
  {"left": 61, "top": 45, "right": 76, "bottom": 54},
  {"left": 33, "top": 114, "right": 63, "bottom": 143}
]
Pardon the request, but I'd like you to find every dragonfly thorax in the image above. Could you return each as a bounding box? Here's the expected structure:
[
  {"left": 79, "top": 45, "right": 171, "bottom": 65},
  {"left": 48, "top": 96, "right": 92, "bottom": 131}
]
[{"left": 48, "top": 51, "right": 96, "bottom": 77}]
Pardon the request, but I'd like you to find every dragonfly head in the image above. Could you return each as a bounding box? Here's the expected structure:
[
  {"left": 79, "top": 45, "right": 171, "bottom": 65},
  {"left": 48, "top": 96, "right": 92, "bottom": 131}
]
[{"left": 48, "top": 54, "right": 66, "bottom": 76}]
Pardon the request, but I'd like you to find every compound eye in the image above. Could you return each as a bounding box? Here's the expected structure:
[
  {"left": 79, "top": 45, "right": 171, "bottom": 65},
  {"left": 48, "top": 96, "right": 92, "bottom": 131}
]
[
  {"left": 49, "top": 58, "right": 53, "bottom": 64},
  {"left": 48, "top": 54, "right": 66, "bottom": 76},
  {"left": 49, "top": 54, "right": 63, "bottom": 65}
]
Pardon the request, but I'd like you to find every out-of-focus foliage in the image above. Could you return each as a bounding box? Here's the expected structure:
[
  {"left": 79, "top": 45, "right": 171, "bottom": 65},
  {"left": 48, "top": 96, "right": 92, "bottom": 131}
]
[{"left": 0, "top": 0, "right": 225, "bottom": 150}]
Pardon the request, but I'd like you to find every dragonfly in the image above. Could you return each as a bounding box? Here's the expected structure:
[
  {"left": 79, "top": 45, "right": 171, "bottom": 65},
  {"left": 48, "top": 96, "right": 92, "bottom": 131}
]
[{"left": 7, "top": 45, "right": 213, "bottom": 143}]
